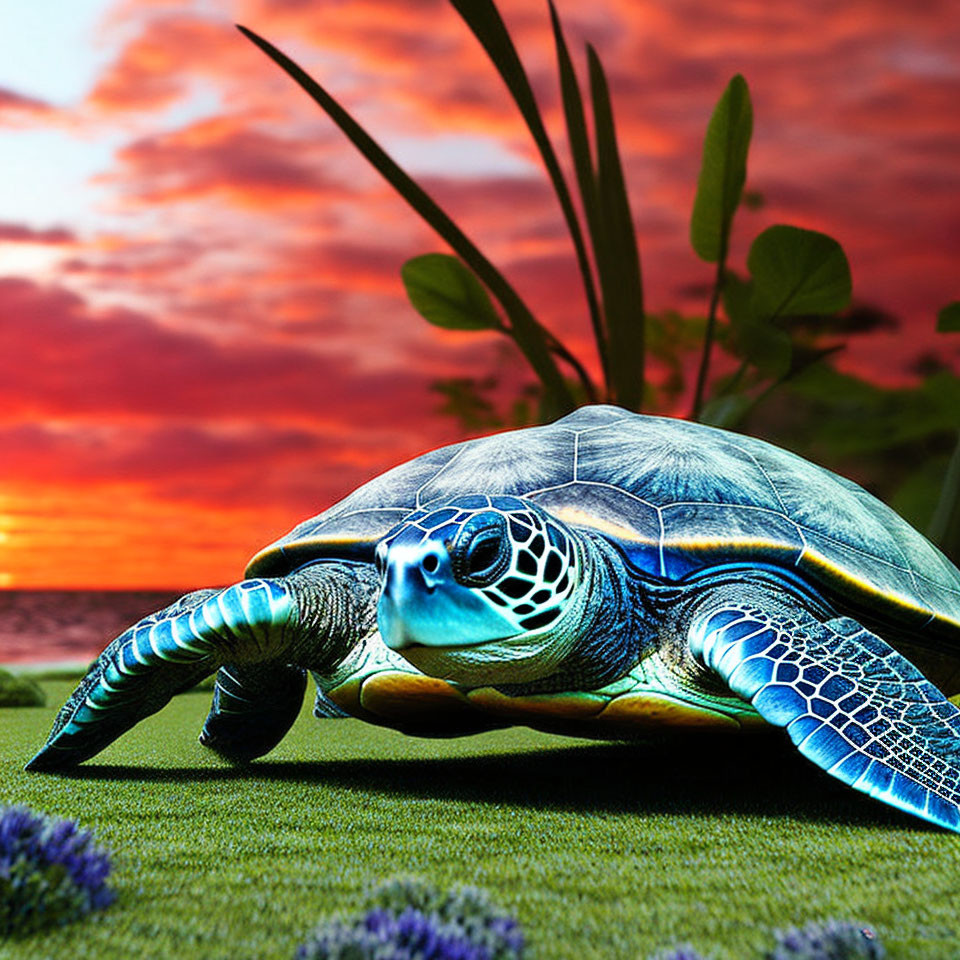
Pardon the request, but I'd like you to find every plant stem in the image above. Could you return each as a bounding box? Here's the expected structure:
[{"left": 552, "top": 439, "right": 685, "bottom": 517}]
[
  {"left": 542, "top": 330, "right": 598, "bottom": 402},
  {"left": 691, "top": 242, "right": 728, "bottom": 419}
]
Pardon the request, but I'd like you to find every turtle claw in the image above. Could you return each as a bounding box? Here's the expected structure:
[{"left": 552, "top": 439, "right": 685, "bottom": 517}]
[{"left": 25, "top": 743, "right": 74, "bottom": 773}]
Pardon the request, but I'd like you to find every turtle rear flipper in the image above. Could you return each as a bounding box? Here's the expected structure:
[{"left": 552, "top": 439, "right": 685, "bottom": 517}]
[
  {"left": 690, "top": 601, "right": 960, "bottom": 833},
  {"left": 200, "top": 662, "right": 307, "bottom": 763}
]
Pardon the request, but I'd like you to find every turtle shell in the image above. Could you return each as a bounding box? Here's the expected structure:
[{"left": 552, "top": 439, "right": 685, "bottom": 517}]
[{"left": 247, "top": 405, "right": 960, "bottom": 646}]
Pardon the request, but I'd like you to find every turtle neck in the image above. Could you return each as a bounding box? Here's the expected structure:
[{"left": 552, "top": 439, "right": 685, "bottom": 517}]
[{"left": 494, "top": 529, "right": 656, "bottom": 696}]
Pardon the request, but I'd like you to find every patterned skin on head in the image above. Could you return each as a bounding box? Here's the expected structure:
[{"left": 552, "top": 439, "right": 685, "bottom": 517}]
[{"left": 377, "top": 495, "right": 580, "bottom": 639}]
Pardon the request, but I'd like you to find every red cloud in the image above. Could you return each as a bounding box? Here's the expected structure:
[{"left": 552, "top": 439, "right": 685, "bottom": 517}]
[
  {"left": 5, "top": 0, "right": 960, "bottom": 591},
  {"left": 105, "top": 116, "right": 354, "bottom": 207},
  {"left": 0, "top": 222, "right": 75, "bottom": 244},
  {"left": 88, "top": 15, "right": 243, "bottom": 113},
  {"left": 0, "top": 86, "right": 51, "bottom": 122},
  {"left": 0, "top": 276, "right": 454, "bottom": 429}
]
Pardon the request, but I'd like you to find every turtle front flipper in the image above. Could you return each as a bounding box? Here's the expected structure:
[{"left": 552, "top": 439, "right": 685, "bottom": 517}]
[
  {"left": 689, "top": 598, "right": 960, "bottom": 833},
  {"left": 199, "top": 662, "right": 307, "bottom": 763},
  {"left": 26, "top": 579, "right": 297, "bottom": 772}
]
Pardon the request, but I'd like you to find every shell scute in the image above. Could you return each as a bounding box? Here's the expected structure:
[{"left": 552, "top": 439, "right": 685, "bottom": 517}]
[
  {"left": 576, "top": 417, "right": 783, "bottom": 510},
  {"left": 417, "top": 425, "right": 575, "bottom": 506},
  {"left": 246, "top": 405, "right": 960, "bottom": 642}
]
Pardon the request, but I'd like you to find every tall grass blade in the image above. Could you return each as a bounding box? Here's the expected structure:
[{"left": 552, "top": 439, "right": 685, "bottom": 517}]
[
  {"left": 547, "top": 0, "right": 608, "bottom": 389},
  {"left": 237, "top": 23, "right": 575, "bottom": 417},
  {"left": 450, "top": 0, "right": 601, "bottom": 395},
  {"left": 588, "top": 45, "right": 645, "bottom": 411}
]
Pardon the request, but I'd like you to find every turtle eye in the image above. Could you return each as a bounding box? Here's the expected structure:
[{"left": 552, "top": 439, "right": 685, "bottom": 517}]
[
  {"left": 465, "top": 533, "right": 502, "bottom": 582},
  {"left": 451, "top": 511, "right": 509, "bottom": 587}
]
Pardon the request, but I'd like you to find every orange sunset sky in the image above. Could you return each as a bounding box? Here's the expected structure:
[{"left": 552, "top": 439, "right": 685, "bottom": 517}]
[{"left": 1, "top": 0, "right": 958, "bottom": 589}]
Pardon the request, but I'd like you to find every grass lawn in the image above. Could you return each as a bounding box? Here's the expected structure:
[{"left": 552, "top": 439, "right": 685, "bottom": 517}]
[{"left": 2, "top": 680, "right": 960, "bottom": 959}]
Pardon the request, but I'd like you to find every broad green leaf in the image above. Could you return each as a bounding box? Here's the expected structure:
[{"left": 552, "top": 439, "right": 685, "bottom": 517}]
[
  {"left": 236, "top": 24, "right": 574, "bottom": 417},
  {"left": 451, "top": 0, "right": 601, "bottom": 395},
  {"left": 736, "top": 321, "right": 792, "bottom": 379},
  {"left": 589, "top": 44, "right": 645, "bottom": 411},
  {"left": 748, "top": 225, "right": 851, "bottom": 319},
  {"left": 722, "top": 271, "right": 791, "bottom": 378},
  {"left": 721, "top": 270, "right": 754, "bottom": 327},
  {"left": 937, "top": 301, "right": 960, "bottom": 332},
  {"left": 690, "top": 75, "right": 753, "bottom": 263},
  {"left": 402, "top": 254, "right": 503, "bottom": 331}
]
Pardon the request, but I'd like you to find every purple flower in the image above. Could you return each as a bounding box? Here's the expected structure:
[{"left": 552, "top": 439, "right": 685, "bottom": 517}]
[
  {"left": 0, "top": 805, "right": 115, "bottom": 938},
  {"left": 767, "top": 919, "right": 885, "bottom": 960},
  {"left": 297, "top": 879, "right": 524, "bottom": 960},
  {"left": 648, "top": 946, "right": 712, "bottom": 960}
]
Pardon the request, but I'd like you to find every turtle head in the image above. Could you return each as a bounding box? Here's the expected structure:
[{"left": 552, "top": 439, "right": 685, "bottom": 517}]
[{"left": 376, "top": 495, "right": 583, "bottom": 684}]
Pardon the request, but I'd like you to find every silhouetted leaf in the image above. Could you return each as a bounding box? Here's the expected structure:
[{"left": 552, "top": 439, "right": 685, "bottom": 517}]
[
  {"left": 548, "top": 0, "right": 608, "bottom": 384},
  {"left": 690, "top": 75, "right": 753, "bottom": 263},
  {"left": 937, "top": 301, "right": 960, "bottom": 333},
  {"left": 237, "top": 24, "right": 574, "bottom": 417},
  {"left": 589, "top": 44, "right": 644, "bottom": 410},
  {"left": 402, "top": 254, "right": 503, "bottom": 331},
  {"left": 748, "top": 225, "right": 851, "bottom": 319},
  {"left": 451, "top": 0, "right": 601, "bottom": 395},
  {"left": 722, "top": 270, "right": 754, "bottom": 327}
]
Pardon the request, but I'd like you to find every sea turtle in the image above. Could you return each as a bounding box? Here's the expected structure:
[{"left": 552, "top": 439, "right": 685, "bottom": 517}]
[{"left": 27, "top": 406, "right": 960, "bottom": 832}]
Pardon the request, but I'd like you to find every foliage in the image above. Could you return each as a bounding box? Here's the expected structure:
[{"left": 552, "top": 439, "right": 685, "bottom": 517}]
[
  {"left": 765, "top": 919, "right": 884, "bottom": 960},
  {"left": 0, "top": 668, "right": 45, "bottom": 708},
  {"left": 0, "top": 805, "right": 114, "bottom": 938},
  {"left": 239, "top": 5, "right": 959, "bottom": 558},
  {"left": 645, "top": 920, "right": 883, "bottom": 960},
  {"left": 238, "top": 4, "right": 849, "bottom": 424},
  {"left": 296, "top": 878, "right": 523, "bottom": 960},
  {"left": 936, "top": 301, "right": 960, "bottom": 333}
]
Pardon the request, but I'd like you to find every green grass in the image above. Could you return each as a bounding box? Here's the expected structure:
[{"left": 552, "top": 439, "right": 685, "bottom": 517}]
[{"left": 2, "top": 681, "right": 960, "bottom": 959}]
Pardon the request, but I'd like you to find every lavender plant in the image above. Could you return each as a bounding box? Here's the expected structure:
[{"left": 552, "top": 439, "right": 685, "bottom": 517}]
[
  {"left": 647, "top": 945, "right": 713, "bottom": 960},
  {"left": 766, "top": 919, "right": 884, "bottom": 960},
  {"left": 0, "top": 805, "right": 115, "bottom": 938},
  {"left": 296, "top": 878, "right": 524, "bottom": 960}
]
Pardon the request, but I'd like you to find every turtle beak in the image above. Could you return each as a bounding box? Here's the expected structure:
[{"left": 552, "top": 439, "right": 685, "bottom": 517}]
[{"left": 377, "top": 532, "right": 517, "bottom": 651}]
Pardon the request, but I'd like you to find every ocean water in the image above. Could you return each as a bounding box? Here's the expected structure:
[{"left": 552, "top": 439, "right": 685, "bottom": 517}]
[{"left": 0, "top": 590, "right": 182, "bottom": 668}]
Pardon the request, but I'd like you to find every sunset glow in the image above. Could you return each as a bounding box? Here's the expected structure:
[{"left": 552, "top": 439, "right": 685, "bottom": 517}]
[{"left": 2, "top": 0, "right": 958, "bottom": 588}]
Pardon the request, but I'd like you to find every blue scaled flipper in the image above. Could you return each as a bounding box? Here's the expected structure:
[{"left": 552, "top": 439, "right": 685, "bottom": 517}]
[
  {"left": 26, "top": 579, "right": 296, "bottom": 771},
  {"left": 690, "top": 606, "right": 960, "bottom": 833},
  {"left": 199, "top": 661, "right": 307, "bottom": 763}
]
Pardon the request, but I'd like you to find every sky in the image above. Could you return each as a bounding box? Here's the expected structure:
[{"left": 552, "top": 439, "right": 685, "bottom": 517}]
[{"left": 0, "top": 0, "right": 958, "bottom": 589}]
